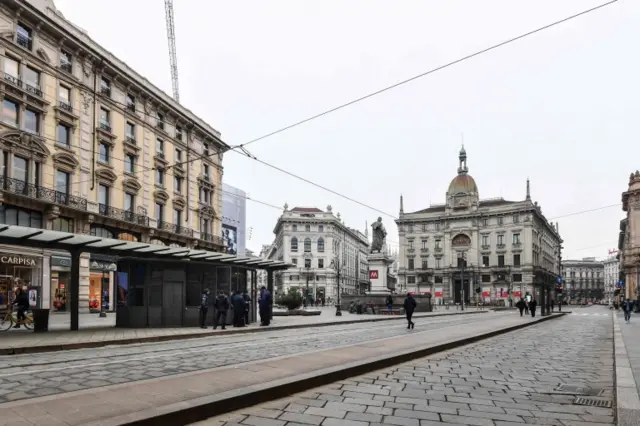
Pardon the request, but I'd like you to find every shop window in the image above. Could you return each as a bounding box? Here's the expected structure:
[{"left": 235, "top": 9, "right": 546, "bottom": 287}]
[
  {"left": 52, "top": 217, "right": 73, "bottom": 233},
  {"left": 117, "top": 261, "right": 145, "bottom": 307},
  {"left": 0, "top": 205, "right": 43, "bottom": 228},
  {"left": 0, "top": 256, "right": 43, "bottom": 310},
  {"left": 117, "top": 232, "right": 138, "bottom": 242},
  {"left": 90, "top": 226, "right": 114, "bottom": 239}
]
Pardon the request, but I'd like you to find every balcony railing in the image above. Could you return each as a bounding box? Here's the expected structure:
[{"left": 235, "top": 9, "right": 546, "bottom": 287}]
[
  {"left": 99, "top": 204, "right": 149, "bottom": 226},
  {"left": 25, "top": 83, "right": 42, "bottom": 97},
  {"left": 60, "top": 62, "right": 72, "bottom": 73},
  {"left": 4, "top": 72, "right": 22, "bottom": 88},
  {"left": 0, "top": 176, "right": 87, "bottom": 210},
  {"left": 157, "top": 220, "right": 194, "bottom": 237},
  {"left": 16, "top": 33, "right": 31, "bottom": 49},
  {"left": 99, "top": 121, "right": 112, "bottom": 132},
  {"left": 126, "top": 103, "right": 135, "bottom": 113},
  {"left": 200, "top": 232, "right": 225, "bottom": 246},
  {"left": 58, "top": 100, "right": 73, "bottom": 113},
  {"left": 100, "top": 86, "right": 111, "bottom": 97}
]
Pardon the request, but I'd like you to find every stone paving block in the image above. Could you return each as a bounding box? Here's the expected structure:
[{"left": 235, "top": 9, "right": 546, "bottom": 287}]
[
  {"left": 322, "top": 418, "right": 369, "bottom": 426},
  {"left": 381, "top": 415, "right": 420, "bottom": 426},
  {"left": 242, "top": 416, "right": 286, "bottom": 426},
  {"left": 323, "top": 401, "right": 368, "bottom": 413},
  {"left": 278, "top": 412, "right": 325, "bottom": 425},
  {"left": 304, "top": 406, "right": 346, "bottom": 419},
  {"left": 393, "top": 409, "right": 440, "bottom": 421},
  {"left": 344, "top": 412, "right": 383, "bottom": 423},
  {"left": 440, "top": 414, "right": 495, "bottom": 426}
]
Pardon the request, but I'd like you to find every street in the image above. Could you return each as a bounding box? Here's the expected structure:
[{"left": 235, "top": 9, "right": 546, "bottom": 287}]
[
  {"left": 194, "top": 307, "right": 614, "bottom": 426},
  {"left": 0, "top": 311, "right": 504, "bottom": 404}
]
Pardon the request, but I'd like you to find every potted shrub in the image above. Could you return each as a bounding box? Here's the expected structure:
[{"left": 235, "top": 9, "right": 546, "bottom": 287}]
[{"left": 276, "top": 289, "right": 303, "bottom": 311}]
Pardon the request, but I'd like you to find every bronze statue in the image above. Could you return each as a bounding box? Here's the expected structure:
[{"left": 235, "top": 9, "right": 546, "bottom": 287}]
[{"left": 370, "top": 217, "right": 387, "bottom": 253}]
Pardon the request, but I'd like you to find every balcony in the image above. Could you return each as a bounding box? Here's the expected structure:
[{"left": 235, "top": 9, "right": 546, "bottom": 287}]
[
  {"left": 99, "top": 204, "right": 149, "bottom": 226},
  {"left": 99, "top": 121, "right": 112, "bottom": 133},
  {"left": 496, "top": 243, "right": 506, "bottom": 250},
  {"left": 0, "top": 176, "right": 87, "bottom": 210},
  {"left": 407, "top": 247, "right": 415, "bottom": 253},
  {"left": 100, "top": 86, "right": 111, "bottom": 97},
  {"left": 512, "top": 242, "right": 522, "bottom": 249},
  {"left": 481, "top": 244, "right": 490, "bottom": 250},
  {"left": 25, "top": 83, "right": 42, "bottom": 98},
  {"left": 4, "top": 72, "right": 22, "bottom": 88},
  {"left": 157, "top": 220, "right": 194, "bottom": 237},
  {"left": 126, "top": 103, "right": 135, "bottom": 113},
  {"left": 434, "top": 247, "right": 443, "bottom": 253},
  {"left": 420, "top": 247, "right": 429, "bottom": 253},
  {"left": 58, "top": 101, "right": 73, "bottom": 113},
  {"left": 59, "top": 62, "right": 72, "bottom": 74}
]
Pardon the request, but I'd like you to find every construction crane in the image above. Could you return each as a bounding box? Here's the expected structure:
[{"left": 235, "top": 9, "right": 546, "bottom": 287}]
[{"left": 164, "top": 0, "right": 180, "bottom": 102}]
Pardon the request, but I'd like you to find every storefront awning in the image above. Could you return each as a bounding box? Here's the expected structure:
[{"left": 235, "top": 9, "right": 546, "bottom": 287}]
[{"left": 0, "top": 225, "right": 292, "bottom": 271}]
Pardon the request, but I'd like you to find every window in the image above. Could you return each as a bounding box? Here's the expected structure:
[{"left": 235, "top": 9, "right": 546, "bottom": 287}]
[
  {"left": 99, "top": 107, "right": 110, "bottom": 130},
  {"left": 407, "top": 276, "right": 416, "bottom": 284},
  {"left": 99, "top": 142, "right": 110, "bottom": 163},
  {"left": 304, "top": 237, "right": 311, "bottom": 252},
  {"left": 24, "top": 109, "right": 39, "bottom": 133},
  {"left": 203, "top": 164, "right": 209, "bottom": 178},
  {"left": 24, "top": 67, "right": 41, "bottom": 95},
  {"left": 497, "top": 217, "right": 503, "bottom": 225},
  {"left": 174, "top": 176, "right": 182, "bottom": 193},
  {"left": 2, "top": 99, "right": 19, "bottom": 126},
  {"left": 60, "top": 51, "right": 72, "bottom": 73},
  {"left": 482, "top": 255, "right": 489, "bottom": 267},
  {"left": 318, "top": 259, "right": 324, "bottom": 269},
  {"left": 156, "top": 138, "right": 164, "bottom": 154},
  {"left": 318, "top": 225, "right": 324, "bottom": 233},
  {"left": 291, "top": 237, "right": 298, "bottom": 252},
  {"left": 173, "top": 208, "right": 181, "bottom": 225},
  {"left": 513, "top": 274, "right": 523, "bottom": 282},
  {"left": 124, "top": 193, "right": 134, "bottom": 212},
  {"left": 16, "top": 23, "right": 32, "bottom": 49},
  {"left": 176, "top": 126, "right": 183, "bottom": 140},
  {"left": 203, "top": 143, "right": 209, "bottom": 156},
  {"left": 201, "top": 218, "right": 210, "bottom": 234},
  {"left": 435, "top": 223, "right": 440, "bottom": 231},
  {"left": 482, "top": 235, "right": 489, "bottom": 246},
  {"left": 421, "top": 259, "right": 428, "bottom": 270},
  {"left": 12, "top": 156, "right": 27, "bottom": 182},
  {"left": 0, "top": 205, "right": 42, "bottom": 228},
  {"left": 435, "top": 239, "right": 441, "bottom": 249},
  {"left": 155, "top": 202, "right": 164, "bottom": 223},
  {"left": 304, "top": 258, "right": 311, "bottom": 268},
  {"left": 52, "top": 217, "right": 73, "bottom": 233},
  {"left": 100, "top": 77, "right": 111, "bottom": 96},
  {"left": 408, "top": 240, "right": 414, "bottom": 249},
  {"left": 513, "top": 214, "right": 520, "bottom": 223},
  {"left": 58, "top": 84, "right": 72, "bottom": 110},
  {"left": 513, "top": 254, "right": 521, "bottom": 267},
  {"left": 124, "top": 154, "right": 135, "bottom": 173},
  {"left": 98, "top": 184, "right": 109, "bottom": 206},
  {"left": 157, "top": 113, "right": 164, "bottom": 130},
  {"left": 292, "top": 258, "right": 298, "bottom": 265},
  {"left": 421, "top": 240, "right": 428, "bottom": 249},
  {"left": 317, "top": 238, "right": 325, "bottom": 252},
  {"left": 292, "top": 224, "right": 298, "bottom": 232},
  {"left": 156, "top": 169, "right": 164, "bottom": 185},
  {"left": 175, "top": 148, "right": 182, "bottom": 162},
  {"left": 408, "top": 258, "right": 414, "bottom": 270},
  {"left": 199, "top": 187, "right": 210, "bottom": 204},
  {"left": 497, "top": 235, "right": 504, "bottom": 245},
  {"left": 482, "top": 274, "right": 491, "bottom": 283},
  {"left": 55, "top": 170, "right": 69, "bottom": 194},
  {"left": 304, "top": 224, "right": 310, "bottom": 232},
  {"left": 126, "top": 94, "right": 135, "bottom": 112},
  {"left": 126, "top": 122, "right": 135, "bottom": 140},
  {"left": 482, "top": 218, "right": 488, "bottom": 227},
  {"left": 512, "top": 233, "right": 521, "bottom": 244},
  {"left": 498, "top": 255, "right": 505, "bottom": 267}
]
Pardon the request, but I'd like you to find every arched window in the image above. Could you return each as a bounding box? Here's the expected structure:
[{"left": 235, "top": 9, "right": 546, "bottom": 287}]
[
  {"left": 304, "top": 237, "right": 311, "bottom": 252},
  {"left": 317, "top": 237, "right": 325, "bottom": 252},
  {"left": 291, "top": 237, "right": 298, "bottom": 252}
]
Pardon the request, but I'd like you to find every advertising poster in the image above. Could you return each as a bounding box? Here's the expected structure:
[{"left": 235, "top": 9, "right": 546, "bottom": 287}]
[
  {"left": 434, "top": 288, "right": 443, "bottom": 298},
  {"left": 28, "top": 289, "right": 37, "bottom": 307},
  {"left": 222, "top": 224, "right": 238, "bottom": 255},
  {"left": 513, "top": 290, "right": 522, "bottom": 299}
]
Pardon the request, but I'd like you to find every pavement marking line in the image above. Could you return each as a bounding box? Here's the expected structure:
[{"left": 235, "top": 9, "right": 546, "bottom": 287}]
[{"left": 0, "top": 315, "right": 490, "bottom": 377}]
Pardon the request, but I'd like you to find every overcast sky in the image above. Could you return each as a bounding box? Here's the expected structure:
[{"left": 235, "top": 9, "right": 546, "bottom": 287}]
[{"left": 53, "top": 0, "right": 638, "bottom": 260}]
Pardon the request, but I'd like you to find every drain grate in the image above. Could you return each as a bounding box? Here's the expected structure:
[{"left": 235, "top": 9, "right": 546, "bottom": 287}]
[
  {"left": 574, "top": 397, "right": 612, "bottom": 408},
  {"left": 553, "top": 384, "right": 604, "bottom": 396}
]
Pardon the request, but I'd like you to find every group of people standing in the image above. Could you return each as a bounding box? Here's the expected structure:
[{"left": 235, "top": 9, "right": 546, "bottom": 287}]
[
  {"left": 199, "top": 286, "right": 273, "bottom": 329},
  {"left": 516, "top": 297, "right": 539, "bottom": 317}
]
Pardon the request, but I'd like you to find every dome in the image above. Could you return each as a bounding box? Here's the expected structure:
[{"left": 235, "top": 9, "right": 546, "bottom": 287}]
[{"left": 448, "top": 174, "right": 478, "bottom": 195}]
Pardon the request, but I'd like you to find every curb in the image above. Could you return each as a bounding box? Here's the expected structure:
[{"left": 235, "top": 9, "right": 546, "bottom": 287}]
[
  {"left": 0, "top": 310, "right": 488, "bottom": 356},
  {"left": 613, "top": 312, "right": 640, "bottom": 426},
  {"left": 94, "top": 313, "right": 565, "bottom": 426}
]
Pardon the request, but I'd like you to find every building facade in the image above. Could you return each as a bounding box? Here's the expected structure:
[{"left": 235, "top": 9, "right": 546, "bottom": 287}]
[
  {"left": 221, "top": 183, "right": 246, "bottom": 256},
  {"left": 620, "top": 171, "right": 640, "bottom": 301},
  {"left": 603, "top": 253, "right": 619, "bottom": 302},
  {"left": 270, "top": 205, "right": 369, "bottom": 299},
  {"left": 0, "top": 0, "right": 226, "bottom": 313},
  {"left": 395, "top": 148, "right": 562, "bottom": 306},
  {"left": 562, "top": 257, "right": 605, "bottom": 303}
]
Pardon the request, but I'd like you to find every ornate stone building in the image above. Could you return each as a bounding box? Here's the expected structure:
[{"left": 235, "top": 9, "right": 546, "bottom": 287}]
[
  {"left": 603, "top": 254, "right": 619, "bottom": 303},
  {"left": 561, "top": 257, "right": 604, "bottom": 303},
  {"left": 0, "top": 0, "right": 226, "bottom": 313},
  {"left": 620, "top": 171, "right": 640, "bottom": 301},
  {"left": 396, "top": 147, "right": 562, "bottom": 308}
]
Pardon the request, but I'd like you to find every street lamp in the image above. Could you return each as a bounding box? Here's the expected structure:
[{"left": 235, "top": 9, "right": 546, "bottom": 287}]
[
  {"left": 457, "top": 252, "right": 467, "bottom": 311},
  {"left": 300, "top": 252, "right": 314, "bottom": 305},
  {"left": 330, "top": 257, "right": 344, "bottom": 316}
]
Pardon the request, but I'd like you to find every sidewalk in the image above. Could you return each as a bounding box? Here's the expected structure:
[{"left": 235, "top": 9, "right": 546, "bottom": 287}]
[
  {"left": 0, "top": 308, "right": 488, "bottom": 355},
  {"left": 0, "top": 313, "right": 562, "bottom": 426},
  {"left": 613, "top": 310, "right": 640, "bottom": 426}
]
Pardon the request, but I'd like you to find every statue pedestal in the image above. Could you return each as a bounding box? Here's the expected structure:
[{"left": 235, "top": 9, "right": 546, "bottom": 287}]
[{"left": 366, "top": 253, "right": 393, "bottom": 295}]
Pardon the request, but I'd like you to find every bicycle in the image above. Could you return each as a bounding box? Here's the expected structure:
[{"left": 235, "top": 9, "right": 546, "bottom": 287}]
[{"left": 0, "top": 308, "right": 34, "bottom": 331}]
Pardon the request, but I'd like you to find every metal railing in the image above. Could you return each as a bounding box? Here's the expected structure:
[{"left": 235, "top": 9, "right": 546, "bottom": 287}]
[
  {"left": 200, "top": 232, "right": 225, "bottom": 246},
  {"left": 58, "top": 100, "right": 73, "bottom": 113},
  {"left": 0, "top": 176, "right": 87, "bottom": 210},
  {"left": 99, "top": 121, "right": 112, "bottom": 132},
  {"left": 60, "top": 62, "right": 72, "bottom": 73},
  {"left": 16, "top": 33, "right": 30, "bottom": 49},
  {"left": 157, "top": 220, "right": 193, "bottom": 237},
  {"left": 4, "top": 72, "right": 21, "bottom": 88},
  {"left": 98, "top": 204, "right": 149, "bottom": 226}
]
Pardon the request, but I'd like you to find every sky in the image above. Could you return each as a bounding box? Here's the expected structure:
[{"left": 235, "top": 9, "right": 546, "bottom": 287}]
[{"left": 52, "top": 0, "right": 639, "bottom": 260}]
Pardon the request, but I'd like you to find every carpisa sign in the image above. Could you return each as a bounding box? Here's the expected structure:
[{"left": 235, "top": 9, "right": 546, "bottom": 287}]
[{"left": 0, "top": 256, "right": 36, "bottom": 266}]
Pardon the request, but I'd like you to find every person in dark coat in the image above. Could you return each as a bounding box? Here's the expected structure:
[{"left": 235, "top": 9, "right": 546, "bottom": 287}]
[
  {"left": 242, "top": 290, "right": 251, "bottom": 326},
  {"left": 386, "top": 295, "right": 394, "bottom": 313},
  {"left": 259, "top": 286, "right": 272, "bottom": 326},
  {"left": 529, "top": 297, "right": 538, "bottom": 318},
  {"left": 623, "top": 298, "right": 634, "bottom": 323},
  {"left": 403, "top": 293, "right": 417, "bottom": 329},
  {"left": 12, "top": 287, "right": 30, "bottom": 329},
  {"left": 516, "top": 298, "right": 526, "bottom": 317},
  {"left": 231, "top": 290, "right": 245, "bottom": 327},
  {"left": 199, "top": 289, "right": 210, "bottom": 329},
  {"left": 213, "top": 291, "right": 229, "bottom": 330}
]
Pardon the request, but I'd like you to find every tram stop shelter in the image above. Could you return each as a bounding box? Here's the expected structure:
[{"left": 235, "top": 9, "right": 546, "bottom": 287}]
[{"left": 0, "top": 225, "right": 291, "bottom": 330}]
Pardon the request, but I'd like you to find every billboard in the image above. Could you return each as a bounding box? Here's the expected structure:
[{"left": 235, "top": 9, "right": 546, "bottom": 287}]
[{"left": 222, "top": 224, "right": 238, "bottom": 255}]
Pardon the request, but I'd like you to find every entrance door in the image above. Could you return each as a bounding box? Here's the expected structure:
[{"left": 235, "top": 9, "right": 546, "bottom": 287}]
[
  {"left": 454, "top": 280, "right": 462, "bottom": 304},
  {"left": 162, "top": 270, "right": 184, "bottom": 326}
]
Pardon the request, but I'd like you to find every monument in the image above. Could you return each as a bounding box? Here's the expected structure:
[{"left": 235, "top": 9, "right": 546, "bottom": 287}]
[{"left": 367, "top": 217, "right": 393, "bottom": 295}]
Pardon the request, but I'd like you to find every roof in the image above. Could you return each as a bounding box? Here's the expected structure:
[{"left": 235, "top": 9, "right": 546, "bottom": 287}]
[
  {"left": 448, "top": 174, "right": 478, "bottom": 195},
  {"left": 290, "top": 207, "right": 324, "bottom": 213},
  {"left": 408, "top": 198, "right": 519, "bottom": 215},
  {"left": 0, "top": 225, "right": 292, "bottom": 271}
]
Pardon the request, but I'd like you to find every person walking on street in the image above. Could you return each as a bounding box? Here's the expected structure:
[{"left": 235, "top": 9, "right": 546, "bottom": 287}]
[
  {"left": 623, "top": 298, "right": 634, "bottom": 323},
  {"left": 12, "top": 286, "right": 29, "bottom": 329},
  {"left": 530, "top": 297, "right": 538, "bottom": 318},
  {"left": 231, "top": 290, "right": 245, "bottom": 327},
  {"left": 386, "top": 294, "right": 394, "bottom": 314},
  {"left": 213, "top": 291, "right": 229, "bottom": 330},
  {"left": 403, "top": 293, "right": 417, "bottom": 329},
  {"left": 243, "top": 290, "right": 251, "bottom": 326},
  {"left": 550, "top": 299, "right": 555, "bottom": 313},
  {"left": 199, "top": 288, "right": 210, "bottom": 329},
  {"left": 259, "top": 286, "right": 272, "bottom": 326},
  {"left": 516, "top": 298, "right": 526, "bottom": 317}
]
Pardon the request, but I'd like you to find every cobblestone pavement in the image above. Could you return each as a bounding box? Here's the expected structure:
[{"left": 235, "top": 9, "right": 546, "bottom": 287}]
[
  {"left": 194, "top": 308, "right": 614, "bottom": 426},
  {"left": 0, "top": 311, "right": 502, "bottom": 404},
  {"left": 615, "top": 307, "right": 640, "bottom": 396}
]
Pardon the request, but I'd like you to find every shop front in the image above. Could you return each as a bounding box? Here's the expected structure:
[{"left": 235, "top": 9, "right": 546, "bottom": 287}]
[
  {"left": 89, "top": 256, "right": 117, "bottom": 313},
  {"left": 0, "top": 252, "right": 43, "bottom": 310},
  {"left": 50, "top": 255, "right": 71, "bottom": 312}
]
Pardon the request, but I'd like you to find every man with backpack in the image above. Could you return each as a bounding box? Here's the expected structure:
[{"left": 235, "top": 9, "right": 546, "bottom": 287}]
[{"left": 213, "top": 290, "right": 229, "bottom": 330}]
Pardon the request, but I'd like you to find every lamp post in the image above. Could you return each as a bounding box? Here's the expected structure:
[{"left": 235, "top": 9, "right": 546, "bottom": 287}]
[
  {"left": 458, "top": 252, "right": 467, "bottom": 311},
  {"left": 330, "top": 257, "right": 344, "bottom": 316}
]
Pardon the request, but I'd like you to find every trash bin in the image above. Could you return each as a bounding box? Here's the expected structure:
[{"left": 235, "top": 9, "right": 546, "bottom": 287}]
[{"left": 32, "top": 308, "right": 50, "bottom": 332}]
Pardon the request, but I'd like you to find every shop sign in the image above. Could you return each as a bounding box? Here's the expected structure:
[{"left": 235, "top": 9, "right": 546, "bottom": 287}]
[
  {"left": 90, "top": 261, "right": 117, "bottom": 271},
  {"left": 51, "top": 256, "right": 72, "bottom": 268},
  {"left": 369, "top": 270, "right": 379, "bottom": 279},
  {"left": 0, "top": 255, "right": 36, "bottom": 266}
]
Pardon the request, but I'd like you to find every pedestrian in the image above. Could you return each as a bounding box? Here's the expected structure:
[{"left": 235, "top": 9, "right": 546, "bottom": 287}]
[
  {"left": 231, "top": 290, "right": 245, "bottom": 327},
  {"left": 243, "top": 289, "right": 251, "bottom": 326},
  {"left": 516, "top": 298, "right": 526, "bottom": 317},
  {"left": 386, "top": 294, "right": 394, "bottom": 313},
  {"left": 199, "top": 288, "right": 210, "bottom": 329},
  {"left": 12, "top": 286, "right": 29, "bottom": 329},
  {"left": 530, "top": 297, "right": 538, "bottom": 318},
  {"left": 259, "top": 286, "right": 272, "bottom": 326},
  {"left": 213, "top": 290, "right": 229, "bottom": 330},
  {"left": 403, "top": 292, "right": 417, "bottom": 329},
  {"left": 623, "top": 298, "right": 634, "bottom": 323},
  {"left": 550, "top": 299, "right": 555, "bottom": 313}
]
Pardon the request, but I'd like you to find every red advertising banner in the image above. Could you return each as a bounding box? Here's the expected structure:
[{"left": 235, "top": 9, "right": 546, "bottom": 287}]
[
  {"left": 513, "top": 291, "right": 522, "bottom": 298},
  {"left": 369, "top": 270, "right": 379, "bottom": 279},
  {"left": 482, "top": 290, "right": 490, "bottom": 298},
  {"left": 434, "top": 288, "right": 443, "bottom": 297}
]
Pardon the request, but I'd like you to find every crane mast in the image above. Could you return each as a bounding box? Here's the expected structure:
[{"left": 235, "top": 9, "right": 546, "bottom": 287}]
[{"left": 164, "top": 0, "right": 180, "bottom": 102}]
